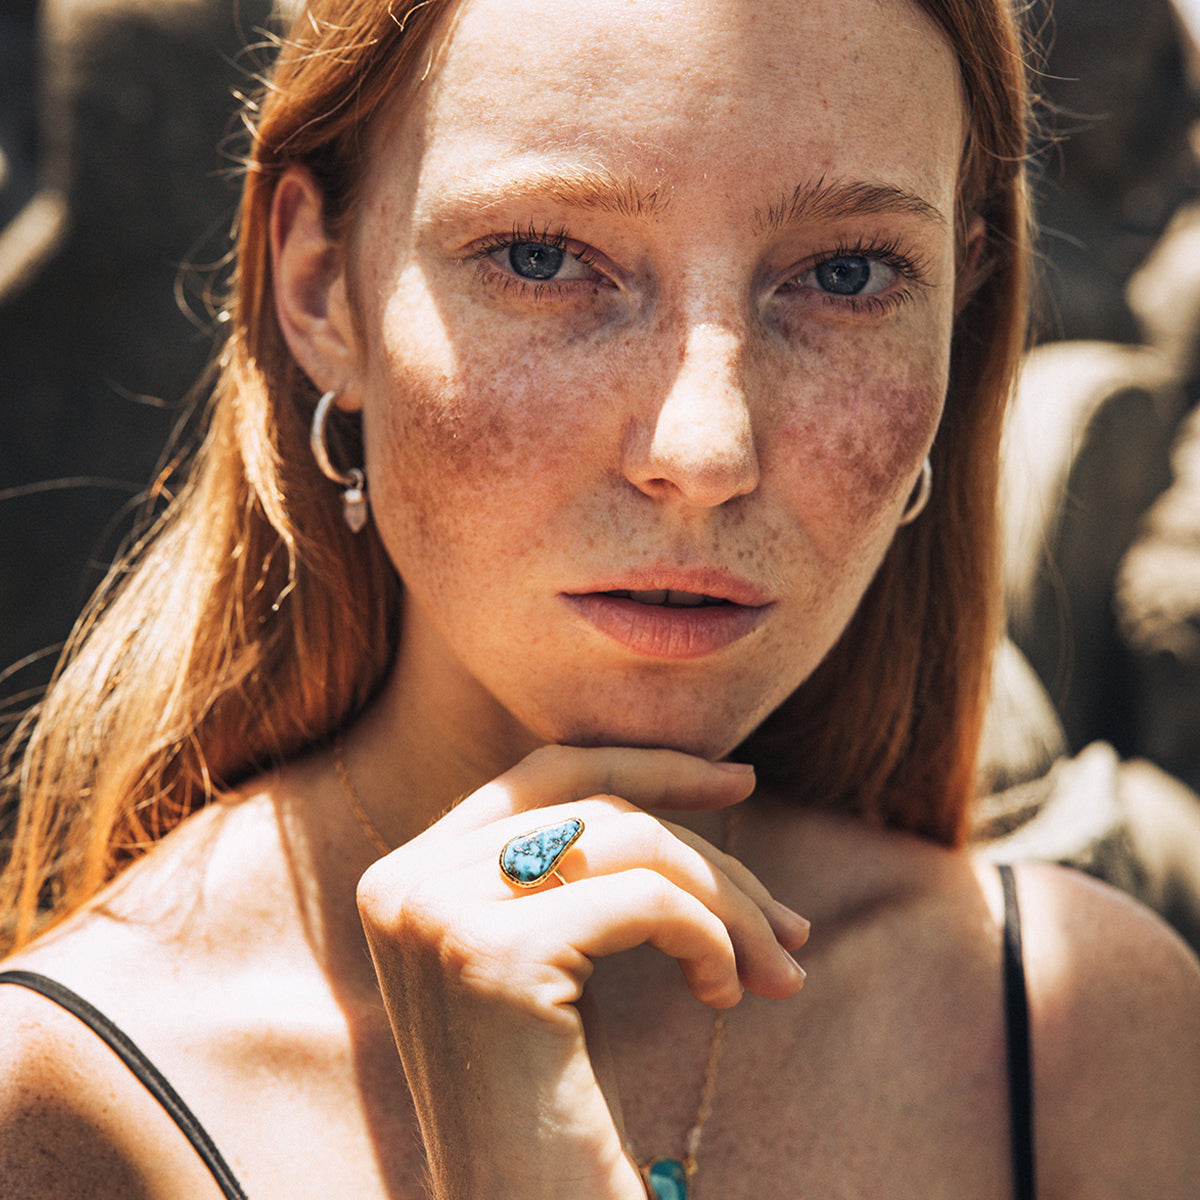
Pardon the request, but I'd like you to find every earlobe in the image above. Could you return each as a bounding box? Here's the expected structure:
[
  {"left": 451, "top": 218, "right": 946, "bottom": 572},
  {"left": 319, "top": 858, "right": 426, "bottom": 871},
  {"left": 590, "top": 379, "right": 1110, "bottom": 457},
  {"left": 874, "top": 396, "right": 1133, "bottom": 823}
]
[{"left": 271, "top": 166, "right": 362, "bottom": 410}]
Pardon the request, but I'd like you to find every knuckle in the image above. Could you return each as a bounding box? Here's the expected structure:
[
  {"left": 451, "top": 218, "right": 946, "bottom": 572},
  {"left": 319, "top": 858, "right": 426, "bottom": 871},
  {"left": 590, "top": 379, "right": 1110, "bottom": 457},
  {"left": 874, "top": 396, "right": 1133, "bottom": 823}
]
[
  {"left": 357, "top": 863, "right": 444, "bottom": 936},
  {"left": 623, "top": 810, "right": 667, "bottom": 860},
  {"left": 627, "top": 865, "right": 673, "bottom": 914},
  {"left": 354, "top": 860, "right": 391, "bottom": 925},
  {"left": 432, "top": 921, "right": 490, "bottom": 981}
]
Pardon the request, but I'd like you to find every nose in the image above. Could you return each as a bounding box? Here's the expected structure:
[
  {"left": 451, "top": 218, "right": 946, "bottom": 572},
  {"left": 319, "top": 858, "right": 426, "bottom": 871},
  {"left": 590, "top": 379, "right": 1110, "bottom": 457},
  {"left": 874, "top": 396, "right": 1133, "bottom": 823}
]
[{"left": 624, "top": 322, "right": 760, "bottom": 507}]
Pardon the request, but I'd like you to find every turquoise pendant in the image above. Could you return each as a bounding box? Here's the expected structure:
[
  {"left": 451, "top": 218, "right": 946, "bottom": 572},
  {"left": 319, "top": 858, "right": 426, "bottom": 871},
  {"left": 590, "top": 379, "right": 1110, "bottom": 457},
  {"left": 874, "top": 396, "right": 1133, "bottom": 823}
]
[
  {"left": 643, "top": 1158, "right": 689, "bottom": 1200},
  {"left": 499, "top": 818, "right": 584, "bottom": 887}
]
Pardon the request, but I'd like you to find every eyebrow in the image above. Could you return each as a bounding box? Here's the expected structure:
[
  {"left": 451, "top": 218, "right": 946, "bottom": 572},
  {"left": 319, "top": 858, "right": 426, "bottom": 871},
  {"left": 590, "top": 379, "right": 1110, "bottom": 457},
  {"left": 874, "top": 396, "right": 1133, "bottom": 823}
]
[
  {"left": 432, "top": 165, "right": 945, "bottom": 234},
  {"left": 434, "top": 163, "right": 673, "bottom": 221},
  {"left": 754, "top": 177, "right": 948, "bottom": 235}
]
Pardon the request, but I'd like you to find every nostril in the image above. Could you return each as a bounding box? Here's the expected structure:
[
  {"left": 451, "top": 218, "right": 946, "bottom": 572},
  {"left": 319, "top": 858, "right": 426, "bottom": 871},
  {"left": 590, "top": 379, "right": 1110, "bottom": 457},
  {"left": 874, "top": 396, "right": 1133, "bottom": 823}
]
[
  {"left": 628, "top": 415, "right": 759, "bottom": 505},
  {"left": 621, "top": 332, "right": 761, "bottom": 505}
]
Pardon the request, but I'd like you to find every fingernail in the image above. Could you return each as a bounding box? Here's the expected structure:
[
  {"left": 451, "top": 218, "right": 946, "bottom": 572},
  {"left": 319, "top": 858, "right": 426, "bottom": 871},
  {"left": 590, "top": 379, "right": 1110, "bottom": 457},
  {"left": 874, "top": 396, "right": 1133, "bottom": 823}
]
[
  {"left": 781, "top": 951, "right": 806, "bottom": 982},
  {"left": 766, "top": 899, "right": 811, "bottom": 948},
  {"left": 712, "top": 760, "right": 755, "bottom": 775}
]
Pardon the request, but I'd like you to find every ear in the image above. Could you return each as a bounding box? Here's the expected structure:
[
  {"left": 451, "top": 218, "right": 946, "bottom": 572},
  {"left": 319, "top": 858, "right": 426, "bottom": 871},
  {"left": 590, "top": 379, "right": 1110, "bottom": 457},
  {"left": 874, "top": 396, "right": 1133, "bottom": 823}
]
[
  {"left": 953, "top": 215, "right": 987, "bottom": 316},
  {"left": 271, "top": 166, "right": 363, "bottom": 411}
]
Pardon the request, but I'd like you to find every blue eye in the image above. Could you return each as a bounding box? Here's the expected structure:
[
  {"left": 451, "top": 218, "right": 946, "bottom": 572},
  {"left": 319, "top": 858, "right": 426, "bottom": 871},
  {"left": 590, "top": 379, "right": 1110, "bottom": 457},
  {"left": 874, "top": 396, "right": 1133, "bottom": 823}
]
[
  {"left": 815, "top": 256, "right": 873, "bottom": 295},
  {"left": 484, "top": 236, "right": 601, "bottom": 288},
  {"left": 795, "top": 252, "right": 900, "bottom": 302},
  {"left": 508, "top": 242, "right": 566, "bottom": 279}
]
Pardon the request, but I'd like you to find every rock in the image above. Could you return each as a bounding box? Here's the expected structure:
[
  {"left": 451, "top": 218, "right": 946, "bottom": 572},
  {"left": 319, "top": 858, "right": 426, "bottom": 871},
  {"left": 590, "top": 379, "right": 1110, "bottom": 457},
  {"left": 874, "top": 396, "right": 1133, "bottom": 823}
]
[
  {"left": 1002, "top": 341, "right": 1183, "bottom": 753},
  {"left": 1117, "top": 402, "right": 1200, "bottom": 788},
  {"left": 0, "top": 0, "right": 274, "bottom": 701}
]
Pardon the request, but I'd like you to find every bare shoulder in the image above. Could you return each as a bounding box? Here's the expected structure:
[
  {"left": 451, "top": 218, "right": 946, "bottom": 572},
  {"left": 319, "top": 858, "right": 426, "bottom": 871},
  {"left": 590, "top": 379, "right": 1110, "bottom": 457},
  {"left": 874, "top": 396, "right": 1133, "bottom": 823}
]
[
  {"left": 0, "top": 974, "right": 220, "bottom": 1199},
  {"left": 1013, "top": 861, "right": 1200, "bottom": 1196},
  {"left": 0, "top": 805, "right": 270, "bottom": 1200}
]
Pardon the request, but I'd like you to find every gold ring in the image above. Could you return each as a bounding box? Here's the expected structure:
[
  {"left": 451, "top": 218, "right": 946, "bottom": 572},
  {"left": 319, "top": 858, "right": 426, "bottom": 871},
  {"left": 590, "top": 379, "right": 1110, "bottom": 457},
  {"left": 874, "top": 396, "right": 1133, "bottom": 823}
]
[{"left": 499, "top": 817, "right": 584, "bottom": 888}]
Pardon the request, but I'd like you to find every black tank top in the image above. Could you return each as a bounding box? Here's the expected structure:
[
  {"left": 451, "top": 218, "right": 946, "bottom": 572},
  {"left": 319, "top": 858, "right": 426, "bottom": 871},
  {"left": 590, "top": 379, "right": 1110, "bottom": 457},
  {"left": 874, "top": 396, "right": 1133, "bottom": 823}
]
[{"left": 0, "top": 862, "right": 1036, "bottom": 1199}]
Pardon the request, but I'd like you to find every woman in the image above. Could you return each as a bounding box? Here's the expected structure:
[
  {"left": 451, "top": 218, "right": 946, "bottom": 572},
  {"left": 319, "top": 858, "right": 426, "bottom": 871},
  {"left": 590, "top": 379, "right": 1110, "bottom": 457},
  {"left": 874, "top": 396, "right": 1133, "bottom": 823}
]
[{"left": 1, "top": 0, "right": 1197, "bottom": 1195}]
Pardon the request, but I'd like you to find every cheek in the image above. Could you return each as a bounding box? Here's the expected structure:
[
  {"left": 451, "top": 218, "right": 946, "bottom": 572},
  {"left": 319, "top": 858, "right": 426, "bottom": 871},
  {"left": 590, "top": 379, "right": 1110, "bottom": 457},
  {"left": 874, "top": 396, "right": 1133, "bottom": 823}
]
[
  {"left": 361, "top": 293, "right": 612, "bottom": 563},
  {"left": 799, "top": 380, "right": 939, "bottom": 500},
  {"left": 770, "top": 328, "right": 947, "bottom": 532}
]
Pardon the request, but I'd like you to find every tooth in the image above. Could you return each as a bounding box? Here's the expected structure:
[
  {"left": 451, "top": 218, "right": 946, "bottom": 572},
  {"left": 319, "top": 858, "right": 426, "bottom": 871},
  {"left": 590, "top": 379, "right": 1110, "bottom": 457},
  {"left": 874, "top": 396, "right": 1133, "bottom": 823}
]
[
  {"left": 666, "top": 590, "right": 704, "bottom": 606},
  {"left": 629, "top": 589, "right": 668, "bottom": 604}
]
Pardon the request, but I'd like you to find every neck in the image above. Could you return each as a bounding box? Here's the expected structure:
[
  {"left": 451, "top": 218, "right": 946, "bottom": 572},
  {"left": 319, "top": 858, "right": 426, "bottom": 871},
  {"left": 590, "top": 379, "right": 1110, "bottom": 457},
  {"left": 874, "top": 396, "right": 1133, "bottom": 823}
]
[
  {"left": 266, "top": 644, "right": 545, "bottom": 1005},
  {"left": 338, "top": 642, "right": 546, "bottom": 851}
]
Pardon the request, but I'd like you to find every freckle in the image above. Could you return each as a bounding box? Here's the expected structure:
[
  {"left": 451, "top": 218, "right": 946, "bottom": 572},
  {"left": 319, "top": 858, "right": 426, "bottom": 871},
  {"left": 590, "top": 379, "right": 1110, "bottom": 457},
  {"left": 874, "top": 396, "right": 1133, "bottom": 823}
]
[{"left": 480, "top": 407, "right": 516, "bottom": 463}]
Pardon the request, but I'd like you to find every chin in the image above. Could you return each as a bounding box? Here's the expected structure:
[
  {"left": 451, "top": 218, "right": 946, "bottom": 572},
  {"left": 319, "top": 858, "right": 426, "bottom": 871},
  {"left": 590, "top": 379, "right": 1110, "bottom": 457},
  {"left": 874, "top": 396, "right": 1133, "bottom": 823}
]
[
  {"left": 505, "top": 668, "right": 796, "bottom": 765},
  {"left": 545, "top": 709, "right": 759, "bottom": 763}
]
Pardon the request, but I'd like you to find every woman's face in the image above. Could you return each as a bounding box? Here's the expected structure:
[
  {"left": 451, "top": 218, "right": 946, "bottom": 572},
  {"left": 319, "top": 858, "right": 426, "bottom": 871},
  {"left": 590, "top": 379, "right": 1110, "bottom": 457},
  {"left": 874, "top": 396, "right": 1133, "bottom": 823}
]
[{"left": 336, "top": 0, "right": 967, "bottom": 761}]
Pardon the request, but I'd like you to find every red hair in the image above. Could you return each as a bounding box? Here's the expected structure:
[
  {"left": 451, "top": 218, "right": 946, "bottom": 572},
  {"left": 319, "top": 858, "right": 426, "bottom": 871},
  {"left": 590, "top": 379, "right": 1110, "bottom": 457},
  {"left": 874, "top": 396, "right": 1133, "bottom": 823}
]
[
  {"left": 0, "top": 0, "right": 1031, "bottom": 950},
  {"left": 744, "top": 0, "right": 1032, "bottom": 843}
]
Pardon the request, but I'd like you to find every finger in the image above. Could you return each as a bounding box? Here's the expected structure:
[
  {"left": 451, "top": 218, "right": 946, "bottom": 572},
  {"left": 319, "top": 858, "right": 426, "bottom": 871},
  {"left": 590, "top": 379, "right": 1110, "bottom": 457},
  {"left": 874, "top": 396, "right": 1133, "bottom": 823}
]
[
  {"left": 652, "top": 820, "right": 811, "bottom": 950},
  {"left": 517, "top": 870, "right": 747, "bottom": 1009},
  {"left": 555, "top": 809, "right": 807, "bottom": 996},
  {"left": 396, "top": 796, "right": 808, "bottom": 989},
  {"left": 478, "top": 800, "right": 809, "bottom": 959},
  {"left": 434, "top": 744, "right": 756, "bottom": 835},
  {"left": 657, "top": 818, "right": 811, "bottom": 952},
  {"left": 430, "top": 802, "right": 806, "bottom": 998}
]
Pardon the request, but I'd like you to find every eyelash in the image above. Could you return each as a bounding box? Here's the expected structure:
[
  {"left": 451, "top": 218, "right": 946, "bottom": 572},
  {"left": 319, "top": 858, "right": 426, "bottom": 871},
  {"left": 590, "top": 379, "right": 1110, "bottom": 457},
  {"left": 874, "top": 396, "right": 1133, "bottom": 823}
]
[
  {"left": 466, "top": 226, "right": 929, "bottom": 313},
  {"left": 784, "top": 235, "right": 930, "bottom": 317},
  {"left": 468, "top": 223, "right": 607, "bottom": 301}
]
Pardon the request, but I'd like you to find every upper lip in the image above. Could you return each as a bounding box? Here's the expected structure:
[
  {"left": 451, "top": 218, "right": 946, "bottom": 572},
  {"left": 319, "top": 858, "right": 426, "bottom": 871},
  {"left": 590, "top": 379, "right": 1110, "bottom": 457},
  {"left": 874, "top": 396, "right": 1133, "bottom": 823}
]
[{"left": 565, "top": 567, "right": 772, "bottom": 608}]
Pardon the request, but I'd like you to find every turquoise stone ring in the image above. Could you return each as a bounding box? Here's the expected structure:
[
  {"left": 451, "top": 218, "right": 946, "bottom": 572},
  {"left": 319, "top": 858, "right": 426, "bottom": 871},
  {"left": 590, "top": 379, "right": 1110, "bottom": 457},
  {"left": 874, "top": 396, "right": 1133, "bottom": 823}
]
[{"left": 499, "top": 817, "right": 585, "bottom": 888}]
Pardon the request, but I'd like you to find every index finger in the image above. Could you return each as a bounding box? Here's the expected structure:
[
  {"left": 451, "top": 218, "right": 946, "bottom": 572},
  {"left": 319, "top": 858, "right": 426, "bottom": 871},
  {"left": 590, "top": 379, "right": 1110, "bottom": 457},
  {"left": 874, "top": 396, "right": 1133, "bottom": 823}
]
[{"left": 434, "top": 744, "right": 756, "bottom": 836}]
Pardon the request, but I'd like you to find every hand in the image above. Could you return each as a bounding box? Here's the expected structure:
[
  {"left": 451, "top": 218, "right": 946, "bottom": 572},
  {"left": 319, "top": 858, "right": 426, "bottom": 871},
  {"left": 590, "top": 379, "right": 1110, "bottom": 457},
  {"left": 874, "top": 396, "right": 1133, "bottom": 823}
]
[{"left": 356, "top": 745, "right": 808, "bottom": 1200}]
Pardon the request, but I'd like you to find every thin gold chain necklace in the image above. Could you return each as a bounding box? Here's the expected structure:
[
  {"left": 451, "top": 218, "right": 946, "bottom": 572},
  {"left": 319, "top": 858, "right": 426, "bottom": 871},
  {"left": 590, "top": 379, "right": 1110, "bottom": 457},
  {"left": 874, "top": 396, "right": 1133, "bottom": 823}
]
[
  {"left": 638, "top": 1005, "right": 728, "bottom": 1198},
  {"left": 333, "top": 735, "right": 392, "bottom": 858},
  {"left": 636, "top": 805, "right": 735, "bottom": 1199},
  {"left": 333, "top": 735, "right": 731, "bottom": 1197}
]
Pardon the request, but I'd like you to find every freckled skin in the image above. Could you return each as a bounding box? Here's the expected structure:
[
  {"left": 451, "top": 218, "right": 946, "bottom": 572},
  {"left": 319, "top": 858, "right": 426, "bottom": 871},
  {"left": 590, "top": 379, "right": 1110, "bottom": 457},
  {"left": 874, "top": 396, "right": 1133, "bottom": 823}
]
[{"left": 332, "top": 0, "right": 967, "bottom": 766}]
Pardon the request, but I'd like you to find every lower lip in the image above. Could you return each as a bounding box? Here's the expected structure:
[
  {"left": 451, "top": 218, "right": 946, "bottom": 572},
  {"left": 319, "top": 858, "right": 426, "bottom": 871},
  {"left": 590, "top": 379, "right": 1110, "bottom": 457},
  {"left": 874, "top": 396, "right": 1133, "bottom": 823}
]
[{"left": 562, "top": 593, "right": 770, "bottom": 660}]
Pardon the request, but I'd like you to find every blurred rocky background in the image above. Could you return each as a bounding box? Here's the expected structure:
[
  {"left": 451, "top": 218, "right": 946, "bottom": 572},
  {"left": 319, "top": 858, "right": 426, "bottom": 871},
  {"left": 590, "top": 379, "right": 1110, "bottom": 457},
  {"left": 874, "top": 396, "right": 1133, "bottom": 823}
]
[
  {"left": 0, "top": 0, "right": 274, "bottom": 709},
  {"left": 5, "top": 0, "right": 1200, "bottom": 951},
  {"left": 979, "top": 0, "right": 1200, "bottom": 951}
]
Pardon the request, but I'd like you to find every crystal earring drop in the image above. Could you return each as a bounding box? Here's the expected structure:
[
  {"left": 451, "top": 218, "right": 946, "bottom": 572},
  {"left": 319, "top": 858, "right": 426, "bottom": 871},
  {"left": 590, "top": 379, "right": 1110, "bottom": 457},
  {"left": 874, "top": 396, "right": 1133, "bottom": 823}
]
[{"left": 310, "top": 390, "right": 370, "bottom": 533}]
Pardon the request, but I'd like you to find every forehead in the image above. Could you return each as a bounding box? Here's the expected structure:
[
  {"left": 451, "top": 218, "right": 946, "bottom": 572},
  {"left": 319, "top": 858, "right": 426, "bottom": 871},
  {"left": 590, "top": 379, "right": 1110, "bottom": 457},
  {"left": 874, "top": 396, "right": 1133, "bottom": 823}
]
[{"left": 392, "top": 0, "right": 966, "bottom": 218}]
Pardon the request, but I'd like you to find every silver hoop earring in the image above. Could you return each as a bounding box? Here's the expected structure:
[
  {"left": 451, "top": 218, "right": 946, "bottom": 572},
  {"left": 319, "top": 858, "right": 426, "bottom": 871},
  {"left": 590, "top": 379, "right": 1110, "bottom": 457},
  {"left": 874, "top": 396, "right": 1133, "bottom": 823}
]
[
  {"left": 310, "top": 390, "right": 369, "bottom": 533},
  {"left": 898, "top": 457, "right": 932, "bottom": 525}
]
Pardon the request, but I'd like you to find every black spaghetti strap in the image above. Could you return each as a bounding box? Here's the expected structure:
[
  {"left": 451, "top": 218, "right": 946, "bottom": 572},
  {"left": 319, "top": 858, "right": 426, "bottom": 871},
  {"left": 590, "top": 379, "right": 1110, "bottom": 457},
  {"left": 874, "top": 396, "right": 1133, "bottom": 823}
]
[
  {"left": 1, "top": 887, "right": 1041, "bottom": 1200},
  {"left": 998, "top": 865, "right": 1036, "bottom": 1200},
  {"left": 0, "top": 970, "right": 249, "bottom": 1200}
]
